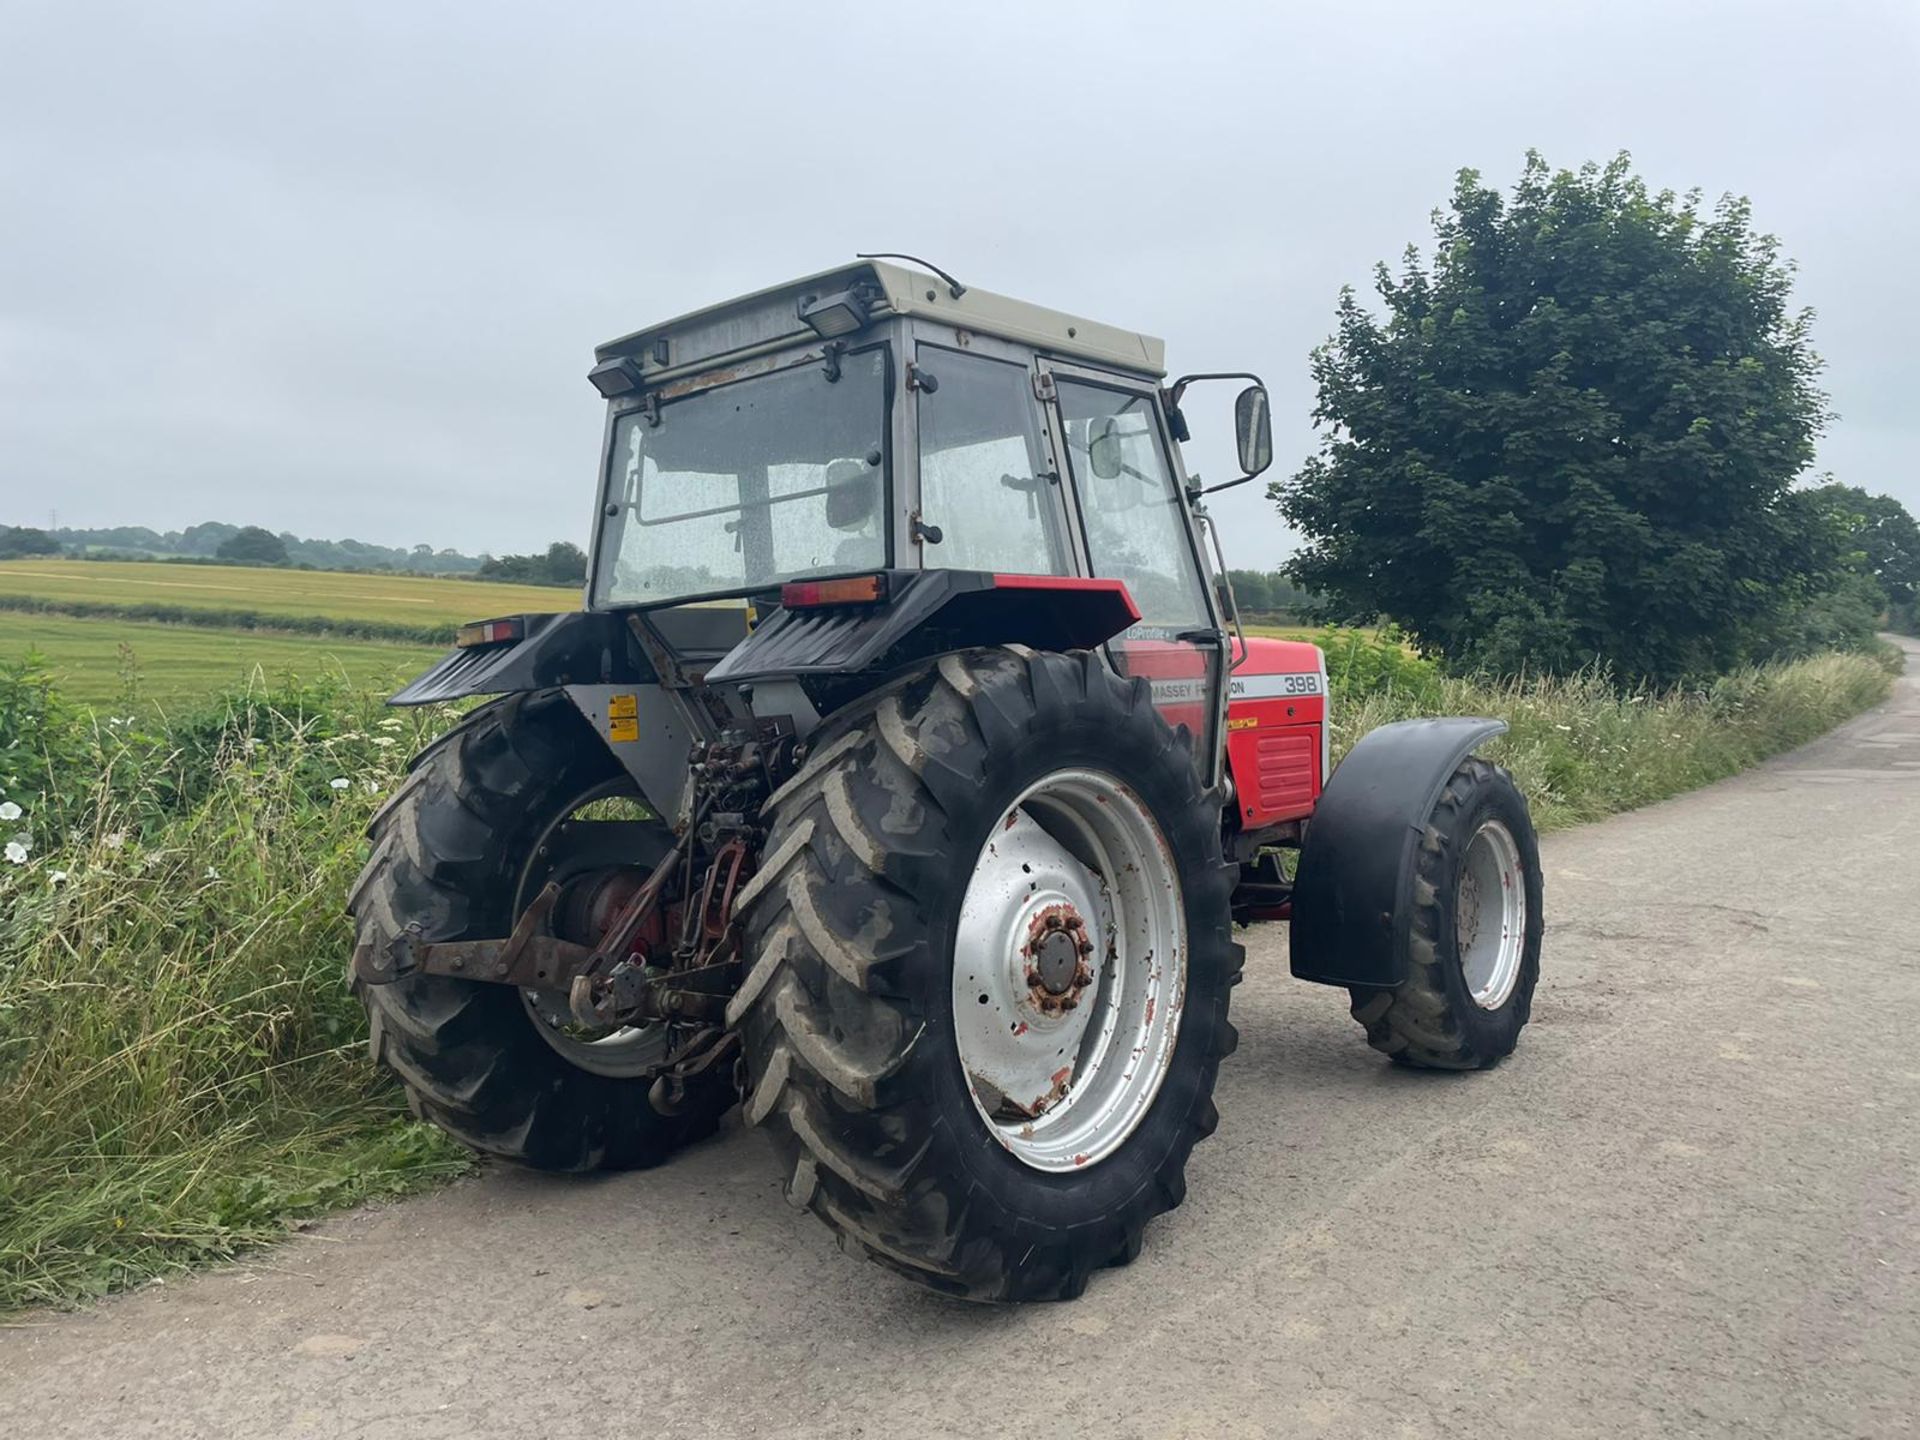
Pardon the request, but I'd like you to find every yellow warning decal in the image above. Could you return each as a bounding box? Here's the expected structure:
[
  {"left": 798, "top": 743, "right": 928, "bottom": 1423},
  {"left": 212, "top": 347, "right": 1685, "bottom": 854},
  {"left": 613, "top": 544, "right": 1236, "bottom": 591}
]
[
  {"left": 609, "top": 716, "right": 640, "bottom": 742},
  {"left": 608, "top": 693, "right": 638, "bottom": 719},
  {"left": 1227, "top": 715, "right": 1260, "bottom": 731}
]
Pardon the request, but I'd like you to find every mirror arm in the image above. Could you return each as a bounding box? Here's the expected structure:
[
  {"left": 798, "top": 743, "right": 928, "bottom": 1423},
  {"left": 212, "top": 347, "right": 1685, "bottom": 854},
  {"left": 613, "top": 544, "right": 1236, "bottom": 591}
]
[
  {"left": 1197, "top": 465, "right": 1270, "bottom": 498},
  {"left": 1168, "top": 370, "right": 1268, "bottom": 406}
]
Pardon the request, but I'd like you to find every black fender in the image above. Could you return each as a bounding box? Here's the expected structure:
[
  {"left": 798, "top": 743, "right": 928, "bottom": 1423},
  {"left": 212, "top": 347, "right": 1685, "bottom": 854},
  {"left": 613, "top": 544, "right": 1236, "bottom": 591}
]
[
  {"left": 388, "top": 611, "right": 653, "bottom": 706},
  {"left": 704, "top": 569, "right": 1139, "bottom": 685},
  {"left": 1288, "top": 717, "right": 1508, "bottom": 988}
]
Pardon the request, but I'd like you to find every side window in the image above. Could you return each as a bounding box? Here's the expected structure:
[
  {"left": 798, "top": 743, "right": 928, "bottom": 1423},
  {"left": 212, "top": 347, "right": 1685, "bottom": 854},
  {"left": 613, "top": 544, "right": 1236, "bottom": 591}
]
[
  {"left": 916, "top": 347, "right": 1071, "bottom": 575},
  {"left": 1055, "top": 381, "right": 1210, "bottom": 627}
]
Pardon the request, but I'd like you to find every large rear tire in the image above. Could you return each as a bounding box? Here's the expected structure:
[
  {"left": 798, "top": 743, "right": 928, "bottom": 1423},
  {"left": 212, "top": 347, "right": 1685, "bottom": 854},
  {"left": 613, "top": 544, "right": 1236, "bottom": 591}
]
[
  {"left": 347, "top": 690, "right": 733, "bottom": 1171},
  {"left": 732, "top": 648, "right": 1240, "bottom": 1301},
  {"left": 1347, "top": 756, "right": 1543, "bottom": 1069}
]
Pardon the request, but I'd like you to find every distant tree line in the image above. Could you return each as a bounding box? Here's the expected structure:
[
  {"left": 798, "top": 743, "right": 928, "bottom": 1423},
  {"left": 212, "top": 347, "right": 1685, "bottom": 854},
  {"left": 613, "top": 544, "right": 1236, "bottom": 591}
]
[
  {"left": 1, "top": 522, "right": 593, "bottom": 589},
  {"left": 1225, "top": 569, "right": 1318, "bottom": 618},
  {"left": 0, "top": 527, "right": 62, "bottom": 559},
  {"left": 475, "top": 541, "right": 588, "bottom": 587},
  {"left": 30, "top": 521, "right": 486, "bottom": 575}
]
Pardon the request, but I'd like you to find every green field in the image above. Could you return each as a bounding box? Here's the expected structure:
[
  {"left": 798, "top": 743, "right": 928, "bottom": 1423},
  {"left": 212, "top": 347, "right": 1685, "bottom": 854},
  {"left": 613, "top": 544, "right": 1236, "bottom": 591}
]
[
  {"left": 0, "top": 611, "right": 446, "bottom": 707},
  {"left": 0, "top": 559, "right": 576, "bottom": 629}
]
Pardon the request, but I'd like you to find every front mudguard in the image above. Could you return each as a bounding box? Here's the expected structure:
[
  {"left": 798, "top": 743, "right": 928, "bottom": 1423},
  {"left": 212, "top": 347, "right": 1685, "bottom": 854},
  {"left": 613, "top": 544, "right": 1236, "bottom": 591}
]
[{"left": 1288, "top": 717, "right": 1508, "bottom": 988}]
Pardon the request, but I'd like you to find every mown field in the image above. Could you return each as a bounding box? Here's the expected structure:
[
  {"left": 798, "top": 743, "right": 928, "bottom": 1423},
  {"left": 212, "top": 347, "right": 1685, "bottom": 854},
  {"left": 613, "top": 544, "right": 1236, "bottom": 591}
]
[
  {"left": 0, "top": 559, "right": 576, "bottom": 634},
  {"left": 0, "top": 559, "right": 573, "bottom": 707},
  {"left": 0, "top": 611, "right": 446, "bottom": 707}
]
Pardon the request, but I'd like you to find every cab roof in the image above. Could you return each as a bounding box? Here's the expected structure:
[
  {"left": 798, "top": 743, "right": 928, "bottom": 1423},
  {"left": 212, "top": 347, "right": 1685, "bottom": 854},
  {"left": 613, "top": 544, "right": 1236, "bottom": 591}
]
[{"left": 595, "top": 259, "right": 1166, "bottom": 382}]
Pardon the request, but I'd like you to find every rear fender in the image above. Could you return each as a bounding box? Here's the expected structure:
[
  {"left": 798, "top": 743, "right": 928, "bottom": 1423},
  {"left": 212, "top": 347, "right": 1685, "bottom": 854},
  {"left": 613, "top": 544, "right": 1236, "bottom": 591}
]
[
  {"left": 388, "top": 610, "right": 706, "bottom": 824},
  {"left": 1288, "top": 717, "right": 1507, "bottom": 988},
  {"left": 388, "top": 611, "right": 653, "bottom": 706},
  {"left": 704, "top": 569, "right": 1140, "bottom": 684}
]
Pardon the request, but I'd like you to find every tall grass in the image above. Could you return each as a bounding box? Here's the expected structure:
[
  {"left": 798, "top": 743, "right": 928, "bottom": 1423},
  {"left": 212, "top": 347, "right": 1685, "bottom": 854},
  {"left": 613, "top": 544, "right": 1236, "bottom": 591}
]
[
  {"left": 1318, "top": 629, "right": 1899, "bottom": 829},
  {"left": 0, "top": 638, "right": 1899, "bottom": 1311},
  {"left": 0, "top": 671, "right": 469, "bottom": 1310}
]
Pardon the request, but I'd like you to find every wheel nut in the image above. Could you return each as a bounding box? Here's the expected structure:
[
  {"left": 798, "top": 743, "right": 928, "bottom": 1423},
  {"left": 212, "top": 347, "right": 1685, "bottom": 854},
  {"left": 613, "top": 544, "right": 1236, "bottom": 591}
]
[
  {"left": 1025, "top": 967, "right": 1042, "bottom": 987},
  {"left": 1060, "top": 997, "right": 1078, "bottom": 1011},
  {"left": 1077, "top": 939, "right": 1094, "bottom": 956},
  {"left": 1044, "top": 913, "right": 1064, "bottom": 931},
  {"left": 1064, "top": 915, "right": 1085, "bottom": 931}
]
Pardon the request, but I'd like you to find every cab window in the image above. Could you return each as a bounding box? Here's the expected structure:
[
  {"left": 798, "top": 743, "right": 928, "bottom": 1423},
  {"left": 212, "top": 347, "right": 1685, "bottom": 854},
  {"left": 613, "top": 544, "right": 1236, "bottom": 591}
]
[
  {"left": 1055, "top": 380, "right": 1210, "bottom": 627},
  {"left": 915, "top": 347, "right": 1071, "bottom": 575}
]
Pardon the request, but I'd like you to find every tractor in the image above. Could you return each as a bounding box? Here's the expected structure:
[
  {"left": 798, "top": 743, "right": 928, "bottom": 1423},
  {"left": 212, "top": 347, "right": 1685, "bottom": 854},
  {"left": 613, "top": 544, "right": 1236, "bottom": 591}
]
[{"left": 350, "top": 257, "right": 1544, "bottom": 1301}]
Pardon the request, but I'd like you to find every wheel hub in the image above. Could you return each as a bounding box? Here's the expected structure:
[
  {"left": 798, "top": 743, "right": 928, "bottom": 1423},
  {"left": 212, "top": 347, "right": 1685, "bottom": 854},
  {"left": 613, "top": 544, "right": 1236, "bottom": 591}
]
[{"left": 1023, "top": 904, "right": 1096, "bottom": 1012}]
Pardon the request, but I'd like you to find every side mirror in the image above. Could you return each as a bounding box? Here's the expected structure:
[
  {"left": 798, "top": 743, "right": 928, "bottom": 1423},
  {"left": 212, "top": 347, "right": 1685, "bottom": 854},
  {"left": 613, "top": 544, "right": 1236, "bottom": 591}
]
[
  {"left": 1235, "top": 385, "right": 1272, "bottom": 478},
  {"left": 824, "top": 458, "right": 878, "bottom": 531},
  {"left": 1086, "top": 416, "right": 1124, "bottom": 480}
]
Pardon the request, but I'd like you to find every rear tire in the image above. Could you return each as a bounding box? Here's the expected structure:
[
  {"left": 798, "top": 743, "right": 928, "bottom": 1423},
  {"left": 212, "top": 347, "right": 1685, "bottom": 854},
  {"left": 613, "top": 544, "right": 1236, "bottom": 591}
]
[
  {"left": 348, "top": 690, "right": 733, "bottom": 1171},
  {"left": 1347, "top": 756, "right": 1543, "bottom": 1069},
  {"left": 733, "top": 647, "right": 1240, "bottom": 1301}
]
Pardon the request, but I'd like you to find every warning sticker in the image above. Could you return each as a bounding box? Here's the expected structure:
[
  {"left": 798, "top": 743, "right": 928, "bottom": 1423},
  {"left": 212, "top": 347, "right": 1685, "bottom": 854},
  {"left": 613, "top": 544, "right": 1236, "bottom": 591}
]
[
  {"left": 608, "top": 693, "right": 639, "bottom": 719},
  {"left": 609, "top": 716, "right": 640, "bottom": 743}
]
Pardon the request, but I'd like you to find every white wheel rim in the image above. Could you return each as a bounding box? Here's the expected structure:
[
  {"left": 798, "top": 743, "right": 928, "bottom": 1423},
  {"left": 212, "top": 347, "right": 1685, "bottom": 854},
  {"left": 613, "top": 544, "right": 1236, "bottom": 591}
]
[
  {"left": 950, "top": 768, "right": 1186, "bottom": 1173},
  {"left": 1457, "top": 818, "right": 1526, "bottom": 1011}
]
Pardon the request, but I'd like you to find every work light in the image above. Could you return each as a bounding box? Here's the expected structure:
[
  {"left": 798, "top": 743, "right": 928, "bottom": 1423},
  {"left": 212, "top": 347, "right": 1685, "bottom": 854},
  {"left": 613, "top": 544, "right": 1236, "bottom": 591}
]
[
  {"left": 587, "top": 355, "right": 646, "bottom": 398},
  {"left": 797, "top": 287, "right": 871, "bottom": 339}
]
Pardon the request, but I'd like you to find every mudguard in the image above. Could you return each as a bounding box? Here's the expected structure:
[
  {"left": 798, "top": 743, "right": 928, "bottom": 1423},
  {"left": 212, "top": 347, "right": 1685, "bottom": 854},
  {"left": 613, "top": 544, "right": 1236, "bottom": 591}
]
[
  {"left": 1288, "top": 717, "right": 1508, "bottom": 988},
  {"left": 705, "top": 570, "right": 1139, "bottom": 684},
  {"left": 388, "top": 611, "right": 652, "bottom": 706}
]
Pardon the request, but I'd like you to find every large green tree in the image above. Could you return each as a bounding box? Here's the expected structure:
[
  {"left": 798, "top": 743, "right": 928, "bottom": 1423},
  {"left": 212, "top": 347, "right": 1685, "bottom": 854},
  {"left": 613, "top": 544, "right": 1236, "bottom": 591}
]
[{"left": 1276, "top": 153, "right": 1831, "bottom": 683}]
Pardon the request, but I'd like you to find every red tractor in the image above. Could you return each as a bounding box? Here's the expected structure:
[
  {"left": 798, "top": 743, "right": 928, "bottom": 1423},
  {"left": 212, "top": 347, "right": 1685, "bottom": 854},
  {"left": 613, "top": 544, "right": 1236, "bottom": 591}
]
[{"left": 351, "top": 259, "right": 1543, "bottom": 1300}]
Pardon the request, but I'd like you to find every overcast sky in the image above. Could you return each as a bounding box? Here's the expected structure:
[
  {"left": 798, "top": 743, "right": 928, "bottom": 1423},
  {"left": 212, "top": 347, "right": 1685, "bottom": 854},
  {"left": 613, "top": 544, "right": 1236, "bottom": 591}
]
[{"left": 3, "top": 0, "right": 1915, "bottom": 568}]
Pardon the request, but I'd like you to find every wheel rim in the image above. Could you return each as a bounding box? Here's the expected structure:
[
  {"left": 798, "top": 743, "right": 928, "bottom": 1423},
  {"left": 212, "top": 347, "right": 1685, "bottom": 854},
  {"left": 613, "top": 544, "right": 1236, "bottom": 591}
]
[
  {"left": 950, "top": 768, "right": 1186, "bottom": 1173},
  {"left": 1457, "top": 818, "right": 1526, "bottom": 1011},
  {"left": 513, "top": 778, "right": 675, "bottom": 1080}
]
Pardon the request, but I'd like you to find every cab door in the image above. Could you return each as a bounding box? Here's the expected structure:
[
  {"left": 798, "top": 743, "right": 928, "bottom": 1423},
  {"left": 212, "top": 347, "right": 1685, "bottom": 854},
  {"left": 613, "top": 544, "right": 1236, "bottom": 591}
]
[{"left": 1040, "top": 360, "right": 1229, "bottom": 786}]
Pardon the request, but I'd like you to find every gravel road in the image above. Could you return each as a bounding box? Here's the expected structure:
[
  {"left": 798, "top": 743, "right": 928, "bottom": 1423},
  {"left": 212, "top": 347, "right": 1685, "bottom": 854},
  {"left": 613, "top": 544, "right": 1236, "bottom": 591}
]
[{"left": 4, "top": 637, "right": 1915, "bottom": 1439}]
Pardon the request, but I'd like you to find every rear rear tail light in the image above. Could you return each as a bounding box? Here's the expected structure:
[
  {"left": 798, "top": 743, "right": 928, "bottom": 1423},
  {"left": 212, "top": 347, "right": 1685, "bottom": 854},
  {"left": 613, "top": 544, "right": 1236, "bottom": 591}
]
[
  {"left": 781, "top": 574, "right": 888, "bottom": 608},
  {"left": 456, "top": 617, "right": 526, "bottom": 648}
]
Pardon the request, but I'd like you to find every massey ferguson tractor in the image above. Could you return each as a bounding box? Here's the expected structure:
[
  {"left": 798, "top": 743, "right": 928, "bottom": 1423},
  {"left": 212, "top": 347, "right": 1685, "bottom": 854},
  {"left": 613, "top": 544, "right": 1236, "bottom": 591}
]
[{"left": 350, "top": 258, "right": 1544, "bottom": 1301}]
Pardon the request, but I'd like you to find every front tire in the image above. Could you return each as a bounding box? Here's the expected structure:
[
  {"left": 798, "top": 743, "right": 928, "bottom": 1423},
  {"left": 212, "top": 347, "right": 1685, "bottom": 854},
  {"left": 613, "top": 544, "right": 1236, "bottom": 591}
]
[
  {"left": 1347, "top": 756, "right": 1543, "bottom": 1069},
  {"left": 347, "top": 690, "right": 732, "bottom": 1171},
  {"left": 732, "top": 648, "right": 1240, "bottom": 1301}
]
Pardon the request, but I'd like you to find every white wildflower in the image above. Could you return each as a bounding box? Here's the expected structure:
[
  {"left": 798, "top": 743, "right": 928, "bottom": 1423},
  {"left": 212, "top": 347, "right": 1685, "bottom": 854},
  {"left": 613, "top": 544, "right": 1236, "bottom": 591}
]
[
  {"left": 371, "top": 736, "right": 396, "bottom": 748},
  {"left": 363, "top": 780, "right": 381, "bottom": 794},
  {"left": 4, "top": 840, "right": 28, "bottom": 865},
  {"left": 0, "top": 801, "right": 21, "bottom": 822},
  {"left": 204, "top": 865, "right": 220, "bottom": 881},
  {"left": 104, "top": 830, "right": 127, "bottom": 851},
  {"left": 1554, "top": 724, "right": 1573, "bottom": 732},
  {"left": 329, "top": 777, "right": 351, "bottom": 791},
  {"left": 377, "top": 717, "right": 404, "bottom": 731},
  {"left": 49, "top": 870, "right": 68, "bottom": 885}
]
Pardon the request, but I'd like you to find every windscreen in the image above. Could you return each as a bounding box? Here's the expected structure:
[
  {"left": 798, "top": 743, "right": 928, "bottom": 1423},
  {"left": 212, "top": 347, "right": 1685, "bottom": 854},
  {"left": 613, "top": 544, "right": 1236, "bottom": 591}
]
[{"left": 592, "top": 347, "right": 889, "bottom": 606}]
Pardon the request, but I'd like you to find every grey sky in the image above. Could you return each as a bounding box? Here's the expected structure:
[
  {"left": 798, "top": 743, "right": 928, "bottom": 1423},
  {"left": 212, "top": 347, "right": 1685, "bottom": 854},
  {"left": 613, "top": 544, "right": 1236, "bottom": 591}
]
[{"left": 3, "top": 0, "right": 1915, "bottom": 568}]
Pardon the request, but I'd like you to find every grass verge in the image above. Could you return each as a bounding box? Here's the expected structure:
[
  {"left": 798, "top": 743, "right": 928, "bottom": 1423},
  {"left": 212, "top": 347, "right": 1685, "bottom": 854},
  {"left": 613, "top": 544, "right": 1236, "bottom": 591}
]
[
  {"left": 1318, "top": 630, "right": 1900, "bottom": 829},
  {"left": 0, "top": 639, "right": 1899, "bottom": 1311},
  {"left": 0, "top": 672, "right": 472, "bottom": 1311}
]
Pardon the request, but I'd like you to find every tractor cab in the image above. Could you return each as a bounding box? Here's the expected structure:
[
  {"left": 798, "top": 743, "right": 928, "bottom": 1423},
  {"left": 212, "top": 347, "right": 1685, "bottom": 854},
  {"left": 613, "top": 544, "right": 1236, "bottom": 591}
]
[{"left": 580, "top": 258, "right": 1272, "bottom": 787}]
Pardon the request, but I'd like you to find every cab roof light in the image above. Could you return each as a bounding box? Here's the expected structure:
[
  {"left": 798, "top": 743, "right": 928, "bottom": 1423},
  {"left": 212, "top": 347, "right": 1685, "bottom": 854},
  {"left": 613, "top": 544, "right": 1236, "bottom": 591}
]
[
  {"left": 587, "top": 355, "right": 646, "bottom": 398},
  {"left": 456, "top": 617, "right": 526, "bottom": 648},
  {"left": 781, "top": 574, "right": 888, "bottom": 609},
  {"left": 797, "top": 286, "right": 872, "bottom": 340}
]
